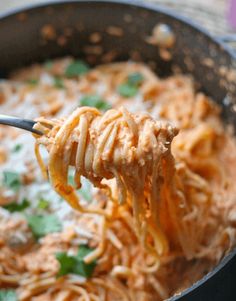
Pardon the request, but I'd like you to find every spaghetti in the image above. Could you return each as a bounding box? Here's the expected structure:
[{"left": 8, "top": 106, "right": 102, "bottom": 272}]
[
  {"left": 34, "top": 107, "right": 178, "bottom": 258},
  {"left": 0, "top": 59, "right": 236, "bottom": 301}
]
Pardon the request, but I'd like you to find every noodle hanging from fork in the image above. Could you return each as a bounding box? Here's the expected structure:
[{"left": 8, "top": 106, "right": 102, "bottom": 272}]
[{"left": 34, "top": 106, "right": 178, "bottom": 258}]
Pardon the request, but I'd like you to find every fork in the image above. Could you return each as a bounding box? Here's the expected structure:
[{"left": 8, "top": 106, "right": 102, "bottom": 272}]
[{"left": 0, "top": 114, "right": 42, "bottom": 135}]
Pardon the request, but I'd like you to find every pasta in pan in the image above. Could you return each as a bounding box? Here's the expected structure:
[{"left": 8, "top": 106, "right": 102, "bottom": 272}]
[{"left": 0, "top": 59, "right": 236, "bottom": 301}]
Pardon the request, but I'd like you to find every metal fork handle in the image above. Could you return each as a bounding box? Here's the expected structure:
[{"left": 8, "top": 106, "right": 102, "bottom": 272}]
[{"left": 0, "top": 114, "right": 42, "bottom": 135}]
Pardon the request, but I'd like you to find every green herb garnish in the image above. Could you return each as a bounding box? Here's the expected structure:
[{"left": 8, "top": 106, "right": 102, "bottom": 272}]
[
  {"left": 3, "top": 171, "right": 21, "bottom": 192},
  {"left": 44, "top": 60, "right": 53, "bottom": 70},
  {"left": 127, "top": 72, "right": 144, "bottom": 86},
  {"left": 117, "top": 83, "right": 138, "bottom": 97},
  {"left": 117, "top": 72, "right": 144, "bottom": 98},
  {"left": 56, "top": 245, "right": 96, "bottom": 278},
  {"left": 3, "top": 198, "right": 30, "bottom": 213},
  {"left": 0, "top": 289, "right": 17, "bottom": 301},
  {"left": 12, "top": 144, "right": 22, "bottom": 153},
  {"left": 37, "top": 198, "right": 50, "bottom": 210},
  {"left": 27, "top": 214, "right": 62, "bottom": 239},
  {"left": 65, "top": 60, "right": 90, "bottom": 77},
  {"left": 27, "top": 79, "right": 38, "bottom": 85},
  {"left": 56, "top": 252, "right": 77, "bottom": 276},
  {"left": 54, "top": 77, "right": 64, "bottom": 89},
  {"left": 80, "top": 95, "right": 111, "bottom": 111}
]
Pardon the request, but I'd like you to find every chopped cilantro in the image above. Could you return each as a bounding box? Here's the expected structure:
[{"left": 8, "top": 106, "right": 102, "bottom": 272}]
[
  {"left": 26, "top": 79, "right": 38, "bottom": 85},
  {"left": 44, "top": 60, "right": 53, "bottom": 70},
  {"left": 65, "top": 60, "right": 90, "bottom": 77},
  {"left": 12, "top": 144, "right": 22, "bottom": 153},
  {"left": 73, "top": 245, "right": 96, "bottom": 277},
  {"left": 117, "top": 72, "right": 144, "bottom": 98},
  {"left": 56, "top": 252, "right": 77, "bottom": 276},
  {"left": 77, "top": 244, "right": 94, "bottom": 259},
  {"left": 37, "top": 198, "right": 50, "bottom": 210},
  {"left": 80, "top": 95, "right": 111, "bottom": 111},
  {"left": 0, "top": 290, "right": 17, "bottom": 301},
  {"left": 3, "top": 171, "right": 21, "bottom": 192},
  {"left": 27, "top": 214, "right": 62, "bottom": 239},
  {"left": 117, "top": 83, "right": 138, "bottom": 97},
  {"left": 54, "top": 77, "right": 64, "bottom": 89},
  {"left": 3, "top": 198, "right": 30, "bottom": 213},
  {"left": 56, "top": 245, "right": 96, "bottom": 278},
  {"left": 127, "top": 72, "right": 144, "bottom": 86}
]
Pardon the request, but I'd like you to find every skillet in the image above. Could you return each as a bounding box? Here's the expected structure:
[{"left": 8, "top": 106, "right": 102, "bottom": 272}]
[{"left": 0, "top": 1, "right": 235, "bottom": 300}]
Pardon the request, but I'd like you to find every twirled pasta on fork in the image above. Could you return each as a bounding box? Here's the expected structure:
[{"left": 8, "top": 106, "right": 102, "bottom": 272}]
[{"left": 34, "top": 106, "right": 178, "bottom": 258}]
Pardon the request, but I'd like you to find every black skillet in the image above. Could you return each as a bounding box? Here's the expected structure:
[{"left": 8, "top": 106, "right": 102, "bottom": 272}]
[{"left": 0, "top": 1, "right": 235, "bottom": 300}]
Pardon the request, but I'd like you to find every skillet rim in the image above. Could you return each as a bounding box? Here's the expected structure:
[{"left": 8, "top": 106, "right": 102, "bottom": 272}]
[{"left": 0, "top": 0, "right": 235, "bottom": 60}]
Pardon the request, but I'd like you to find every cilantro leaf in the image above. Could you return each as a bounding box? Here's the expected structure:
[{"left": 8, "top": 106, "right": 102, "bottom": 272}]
[
  {"left": 3, "top": 171, "right": 21, "bottom": 192},
  {"left": 12, "top": 144, "right": 22, "bottom": 153},
  {"left": 127, "top": 72, "right": 144, "bottom": 86},
  {"left": 26, "top": 79, "right": 38, "bottom": 85},
  {"left": 3, "top": 198, "right": 30, "bottom": 213},
  {"left": 37, "top": 198, "right": 50, "bottom": 210},
  {"left": 56, "top": 252, "right": 77, "bottom": 277},
  {"left": 0, "top": 289, "right": 17, "bottom": 301},
  {"left": 80, "top": 95, "right": 111, "bottom": 111},
  {"left": 44, "top": 60, "right": 53, "bottom": 70},
  {"left": 117, "top": 83, "right": 138, "bottom": 97},
  {"left": 74, "top": 245, "right": 96, "bottom": 278},
  {"left": 117, "top": 72, "right": 143, "bottom": 98},
  {"left": 65, "top": 60, "right": 90, "bottom": 77},
  {"left": 56, "top": 245, "right": 96, "bottom": 278},
  {"left": 77, "top": 244, "right": 94, "bottom": 259},
  {"left": 54, "top": 77, "right": 64, "bottom": 89},
  {"left": 27, "top": 214, "right": 62, "bottom": 239},
  {"left": 73, "top": 256, "right": 96, "bottom": 278}
]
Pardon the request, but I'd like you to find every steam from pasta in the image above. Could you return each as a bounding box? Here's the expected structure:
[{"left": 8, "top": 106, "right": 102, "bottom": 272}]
[{"left": 34, "top": 106, "right": 178, "bottom": 258}]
